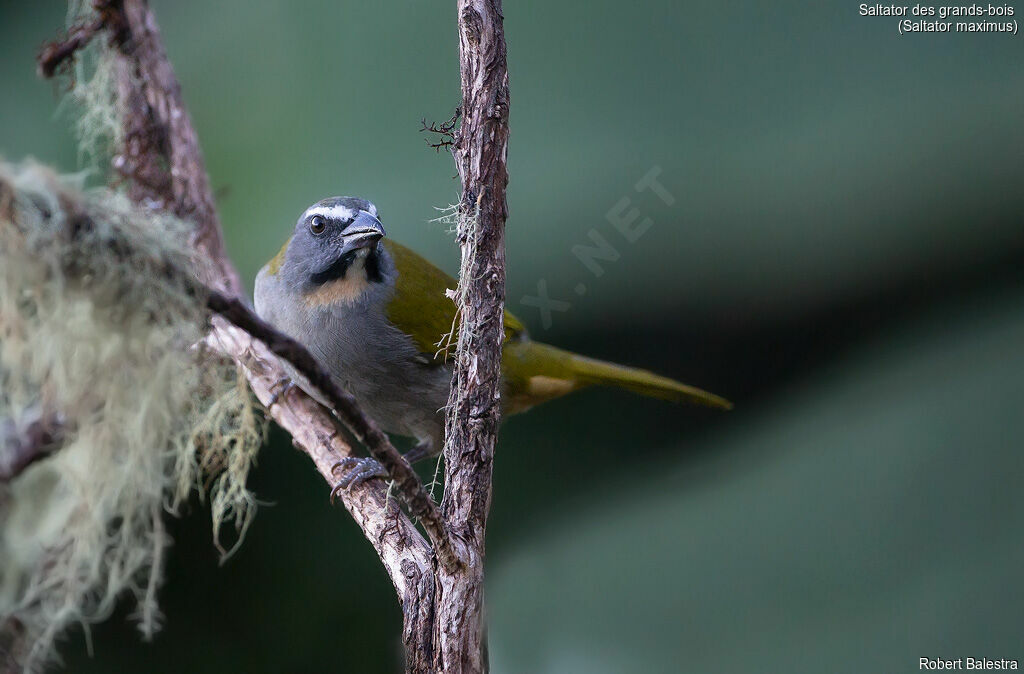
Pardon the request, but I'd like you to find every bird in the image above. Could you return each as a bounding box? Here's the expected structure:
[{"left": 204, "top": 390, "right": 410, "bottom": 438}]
[{"left": 254, "top": 196, "right": 730, "bottom": 483}]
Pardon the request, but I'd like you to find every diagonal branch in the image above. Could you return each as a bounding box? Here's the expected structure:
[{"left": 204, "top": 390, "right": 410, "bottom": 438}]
[
  {"left": 205, "top": 291, "right": 458, "bottom": 570},
  {"left": 104, "top": 0, "right": 240, "bottom": 296},
  {"left": 209, "top": 319, "right": 435, "bottom": 615},
  {"left": 35, "top": 0, "right": 444, "bottom": 656},
  {"left": 36, "top": 0, "right": 240, "bottom": 296}
]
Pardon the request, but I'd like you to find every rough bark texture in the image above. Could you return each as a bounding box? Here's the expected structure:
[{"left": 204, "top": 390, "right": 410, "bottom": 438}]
[
  {"left": 205, "top": 292, "right": 457, "bottom": 569},
  {"left": 106, "top": 0, "right": 241, "bottom": 296},
  {"left": 436, "top": 1, "right": 511, "bottom": 671},
  {"left": 209, "top": 321, "right": 434, "bottom": 604}
]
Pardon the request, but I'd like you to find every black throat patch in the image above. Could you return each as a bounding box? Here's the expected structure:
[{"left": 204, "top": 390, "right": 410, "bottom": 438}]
[{"left": 309, "top": 246, "right": 384, "bottom": 285}]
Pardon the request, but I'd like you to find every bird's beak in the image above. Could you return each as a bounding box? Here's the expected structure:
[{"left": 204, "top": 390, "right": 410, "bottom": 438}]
[{"left": 339, "top": 211, "right": 386, "bottom": 255}]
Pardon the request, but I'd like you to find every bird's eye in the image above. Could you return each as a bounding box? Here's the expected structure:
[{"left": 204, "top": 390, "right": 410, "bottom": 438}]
[{"left": 309, "top": 216, "right": 326, "bottom": 235}]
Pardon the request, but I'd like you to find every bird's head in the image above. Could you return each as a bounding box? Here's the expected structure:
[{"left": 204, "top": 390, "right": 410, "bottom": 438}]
[{"left": 272, "top": 196, "right": 389, "bottom": 305}]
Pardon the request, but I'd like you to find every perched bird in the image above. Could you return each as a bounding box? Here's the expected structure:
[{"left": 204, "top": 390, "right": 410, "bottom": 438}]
[{"left": 254, "top": 197, "right": 730, "bottom": 479}]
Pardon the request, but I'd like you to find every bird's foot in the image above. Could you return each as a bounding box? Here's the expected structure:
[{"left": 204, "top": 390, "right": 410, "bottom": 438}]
[
  {"left": 329, "top": 457, "right": 387, "bottom": 503},
  {"left": 267, "top": 377, "right": 296, "bottom": 407}
]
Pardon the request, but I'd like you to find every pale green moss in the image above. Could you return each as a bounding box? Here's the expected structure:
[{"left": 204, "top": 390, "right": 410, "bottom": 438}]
[
  {"left": 62, "top": 1, "right": 122, "bottom": 171},
  {"left": 0, "top": 160, "right": 266, "bottom": 672}
]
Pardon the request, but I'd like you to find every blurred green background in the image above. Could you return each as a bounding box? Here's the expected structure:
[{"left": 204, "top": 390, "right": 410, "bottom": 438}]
[{"left": 3, "top": 1, "right": 1023, "bottom": 672}]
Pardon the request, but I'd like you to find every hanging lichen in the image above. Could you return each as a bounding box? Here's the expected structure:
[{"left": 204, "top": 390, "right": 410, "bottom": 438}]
[{"left": 0, "top": 159, "right": 265, "bottom": 671}]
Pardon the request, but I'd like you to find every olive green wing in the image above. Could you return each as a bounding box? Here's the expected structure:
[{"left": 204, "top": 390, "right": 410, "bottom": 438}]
[{"left": 383, "top": 239, "right": 526, "bottom": 364}]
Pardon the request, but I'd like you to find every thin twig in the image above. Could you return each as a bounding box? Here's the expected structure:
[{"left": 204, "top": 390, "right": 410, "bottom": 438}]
[
  {"left": 420, "top": 109, "right": 460, "bottom": 152},
  {"left": 37, "top": 15, "right": 104, "bottom": 79}
]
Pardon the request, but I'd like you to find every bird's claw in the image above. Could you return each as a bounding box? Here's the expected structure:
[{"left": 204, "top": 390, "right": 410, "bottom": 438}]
[
  {"left": 329, "top": 457, "right": 387, "bottom": 503},
  {"left": 267, "top": 377, "right": 296, "bottom": 407}
]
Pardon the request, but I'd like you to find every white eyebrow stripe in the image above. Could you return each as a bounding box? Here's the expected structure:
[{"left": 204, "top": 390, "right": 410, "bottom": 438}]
[{"left": 304, "top": 205, "right": 356, "bottom": 221}]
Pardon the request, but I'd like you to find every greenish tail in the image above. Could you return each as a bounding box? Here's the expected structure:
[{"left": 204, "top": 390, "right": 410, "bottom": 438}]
[
  {"left": 502, "top": 341, "right": 733, "bottom": 411},
  {"left": 568, "top": 350, "right": 733, "bottom": 409}
]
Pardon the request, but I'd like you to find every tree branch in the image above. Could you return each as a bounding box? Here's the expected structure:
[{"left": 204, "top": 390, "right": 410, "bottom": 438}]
[
  {"left": 208, "top": 319, "right": 435, "bottom": 619},
  {"left": 435, "top": 0, "right": 512, "bottom": 670},
  {"left": 105, "top": 0, "right": 241, "bottom": 296},
  {"left": 205, "top": 291, "right": 459, "bottom": 571},
  {"left": 36, "top": 1, "right": 443, "bottom": 665},
  {"left": 30, "top": 1, "right": 513, "bottom": 671},
  {"left": 37, "top": 14, "right": 105, "bottom": 79}
]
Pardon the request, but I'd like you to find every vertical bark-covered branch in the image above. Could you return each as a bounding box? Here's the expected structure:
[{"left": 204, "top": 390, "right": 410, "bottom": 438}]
[
  {"left": 437, "top": 1, "right": 511, "bottom": 671},
  {"left": 107, "top": 0, "right": 241, "bottom": 296}
]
